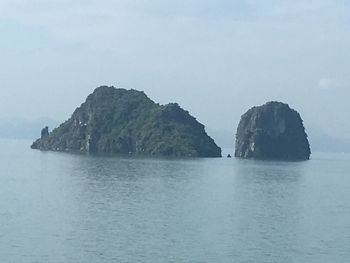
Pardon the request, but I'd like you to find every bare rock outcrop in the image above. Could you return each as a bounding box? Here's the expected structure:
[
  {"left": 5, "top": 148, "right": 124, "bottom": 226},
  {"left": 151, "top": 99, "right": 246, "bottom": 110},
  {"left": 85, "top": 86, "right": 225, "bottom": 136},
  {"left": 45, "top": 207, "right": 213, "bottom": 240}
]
[{"left": 235, "top": 102, "right": 311, "bottom": 160}]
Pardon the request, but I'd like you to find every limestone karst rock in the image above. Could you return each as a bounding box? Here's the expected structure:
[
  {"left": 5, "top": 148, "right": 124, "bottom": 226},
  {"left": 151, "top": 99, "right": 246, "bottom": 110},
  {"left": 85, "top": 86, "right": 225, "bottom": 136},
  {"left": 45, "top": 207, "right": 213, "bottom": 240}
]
[
  {"left": 235, "top": 101, "right": 311, "bottom": 160},
  {"left": 31, "top": 86, "right": 221, "bottom": 157},
  {"left": 40, "top": 126, "right": 49, "bottom": 139}
]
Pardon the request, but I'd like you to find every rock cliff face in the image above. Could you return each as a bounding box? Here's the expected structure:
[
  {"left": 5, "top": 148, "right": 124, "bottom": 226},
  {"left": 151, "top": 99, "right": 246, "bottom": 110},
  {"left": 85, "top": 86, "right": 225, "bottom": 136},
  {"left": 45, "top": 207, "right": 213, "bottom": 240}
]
[
  {"left": 235, "top": 101, "right": 311, "bottom": 160},
  {"left": 31, "top": 86, "right": 221, "bottom": 157}
]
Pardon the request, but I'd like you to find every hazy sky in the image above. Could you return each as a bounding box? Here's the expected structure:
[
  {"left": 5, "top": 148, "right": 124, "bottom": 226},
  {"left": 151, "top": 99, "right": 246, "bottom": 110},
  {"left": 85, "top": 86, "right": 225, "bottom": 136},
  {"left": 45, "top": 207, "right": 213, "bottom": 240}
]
[{"left": 1, "top": 0, "right": 350, "bottom": 139}]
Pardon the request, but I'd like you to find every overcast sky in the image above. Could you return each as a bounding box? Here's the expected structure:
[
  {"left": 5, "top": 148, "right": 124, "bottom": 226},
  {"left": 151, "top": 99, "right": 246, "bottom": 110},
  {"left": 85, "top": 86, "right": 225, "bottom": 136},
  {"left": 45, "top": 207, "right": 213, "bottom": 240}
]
[{"left": 1, "top": 0, "right": 350, "bottom": 139}]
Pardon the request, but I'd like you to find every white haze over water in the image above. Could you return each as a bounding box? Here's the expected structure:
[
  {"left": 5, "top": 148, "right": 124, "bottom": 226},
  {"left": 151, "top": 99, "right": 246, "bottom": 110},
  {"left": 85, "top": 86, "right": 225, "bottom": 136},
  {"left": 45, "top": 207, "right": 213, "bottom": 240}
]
[{"left": 1, "top": 0, "right": 350, "bottom": 140}]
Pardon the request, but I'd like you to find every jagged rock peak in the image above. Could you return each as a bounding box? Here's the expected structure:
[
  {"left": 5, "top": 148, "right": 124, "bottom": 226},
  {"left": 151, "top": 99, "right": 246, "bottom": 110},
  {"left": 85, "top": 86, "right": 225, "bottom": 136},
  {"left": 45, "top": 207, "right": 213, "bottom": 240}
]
[
  {"left": 41, "top": 126, "right": 49, "bottom": 139},
  {"left": 234, "top": 101, "right": 311, "bottom": 160}
]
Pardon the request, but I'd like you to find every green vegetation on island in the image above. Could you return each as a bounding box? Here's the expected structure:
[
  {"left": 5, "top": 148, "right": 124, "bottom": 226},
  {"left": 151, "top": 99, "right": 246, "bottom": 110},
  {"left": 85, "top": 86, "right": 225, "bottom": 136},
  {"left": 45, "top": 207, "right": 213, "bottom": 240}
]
[{"left": 31, "top": 86, "right": 222, "bottom": 157}]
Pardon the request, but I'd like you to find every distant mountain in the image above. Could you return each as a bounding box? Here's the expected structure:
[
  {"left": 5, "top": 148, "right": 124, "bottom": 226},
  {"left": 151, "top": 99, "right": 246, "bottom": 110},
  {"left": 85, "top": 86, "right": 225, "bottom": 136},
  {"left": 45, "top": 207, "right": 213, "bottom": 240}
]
[
  {"left": 306, "top": 124, "right": 350, "bottom": 153},
  {"left": 0, "top": 117, "right": 60, "bottom": 140},
  {"left": 31, "top": 86, "right": 221, "bottom": 157}
]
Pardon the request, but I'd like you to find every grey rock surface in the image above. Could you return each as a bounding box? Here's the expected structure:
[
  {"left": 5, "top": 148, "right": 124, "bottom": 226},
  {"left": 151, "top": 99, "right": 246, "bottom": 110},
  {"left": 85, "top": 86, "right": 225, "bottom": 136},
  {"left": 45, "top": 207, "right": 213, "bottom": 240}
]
[{"left": 235, "top": 101, "right": 311, "bottom": 160}]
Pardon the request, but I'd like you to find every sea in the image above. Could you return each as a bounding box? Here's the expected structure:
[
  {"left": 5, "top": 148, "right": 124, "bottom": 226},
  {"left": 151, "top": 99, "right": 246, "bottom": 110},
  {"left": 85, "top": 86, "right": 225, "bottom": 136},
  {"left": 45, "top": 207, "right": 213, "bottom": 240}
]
[{"left": 1, "top": 139, "right": 349, "bottom": 263}]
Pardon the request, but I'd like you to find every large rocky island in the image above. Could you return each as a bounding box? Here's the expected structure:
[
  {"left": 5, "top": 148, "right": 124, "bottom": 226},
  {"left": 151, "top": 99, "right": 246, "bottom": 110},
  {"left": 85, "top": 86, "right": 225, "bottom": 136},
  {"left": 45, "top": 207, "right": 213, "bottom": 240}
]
[
  {"left": 235, "top": 101, "right": 311, "bottom": 160},
  {"left": 31, "top": 86, "right": 221, "bottom": 157}
]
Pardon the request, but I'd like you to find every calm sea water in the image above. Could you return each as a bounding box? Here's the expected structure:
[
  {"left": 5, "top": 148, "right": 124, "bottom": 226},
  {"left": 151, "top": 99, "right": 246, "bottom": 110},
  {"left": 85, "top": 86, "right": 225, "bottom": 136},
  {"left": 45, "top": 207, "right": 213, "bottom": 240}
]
[{"left": 1, "top": 139, "right": 350, "bottom": 262}]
